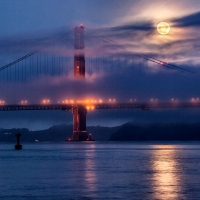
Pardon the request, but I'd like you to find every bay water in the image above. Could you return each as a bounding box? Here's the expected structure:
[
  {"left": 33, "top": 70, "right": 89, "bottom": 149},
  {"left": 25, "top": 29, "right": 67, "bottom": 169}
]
[{"left": 1, "top": 142, "right": 200, "bottom": 199}]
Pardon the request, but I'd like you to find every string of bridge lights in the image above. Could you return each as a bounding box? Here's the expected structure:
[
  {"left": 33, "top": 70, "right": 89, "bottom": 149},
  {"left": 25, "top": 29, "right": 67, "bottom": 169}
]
[{"left": 0, "top": 98, "right": 199, "bottom": 107}]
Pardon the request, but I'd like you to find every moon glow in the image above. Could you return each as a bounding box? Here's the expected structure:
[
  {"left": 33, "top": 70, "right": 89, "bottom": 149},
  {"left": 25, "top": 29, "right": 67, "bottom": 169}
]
[{"left": 157, "top": 22, "right": 170, "bottom": 35}]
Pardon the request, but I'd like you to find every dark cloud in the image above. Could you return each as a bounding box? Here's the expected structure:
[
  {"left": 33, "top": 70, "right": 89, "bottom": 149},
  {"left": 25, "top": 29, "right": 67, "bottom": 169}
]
[
  {"left": 173, "top": 11, "right": 200, "bottom": 27},
  {"left": 110, "top": 22, "right": 154, "bottom": 32}
]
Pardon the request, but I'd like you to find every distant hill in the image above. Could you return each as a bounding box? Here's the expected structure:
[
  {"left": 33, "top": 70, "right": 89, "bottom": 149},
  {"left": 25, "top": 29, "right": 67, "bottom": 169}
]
[
  {"left": 0, "top": 124, "right": 119, "bottom": 142},
  {"left": 109, "top": 122, "right": 200, "bottom": 141},
  {"left": 2, "top": 122, "right": 200, "bottom": 142}
]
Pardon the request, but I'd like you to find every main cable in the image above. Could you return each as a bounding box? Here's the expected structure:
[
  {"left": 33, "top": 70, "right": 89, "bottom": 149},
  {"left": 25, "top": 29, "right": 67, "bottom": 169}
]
[
  {"left": 84, "top": 27, "right": 194, "bottom": 74},
  {"left": 0, "top": 29, "right": 74, "bottom": 72}
]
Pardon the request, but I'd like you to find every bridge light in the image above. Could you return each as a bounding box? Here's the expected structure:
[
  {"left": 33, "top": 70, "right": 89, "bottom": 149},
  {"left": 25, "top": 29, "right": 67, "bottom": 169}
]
[
  {"left": 42, "top": 99, "right": 50, "bottom": 104},
  {"left": 0, "top": 100, "right": 5, "bottom": 104}
]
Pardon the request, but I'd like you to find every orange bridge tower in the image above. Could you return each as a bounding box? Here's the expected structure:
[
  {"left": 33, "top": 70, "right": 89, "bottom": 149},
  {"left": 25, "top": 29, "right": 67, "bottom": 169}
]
[{"left": 74, "top": 25, "right": 85, "bottom": 78}]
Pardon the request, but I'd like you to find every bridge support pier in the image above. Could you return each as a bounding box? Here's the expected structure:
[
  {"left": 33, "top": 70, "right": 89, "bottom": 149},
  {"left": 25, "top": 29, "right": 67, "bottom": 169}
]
[{"left": 72, "top": 106, "right": 88, "bottom": 141}]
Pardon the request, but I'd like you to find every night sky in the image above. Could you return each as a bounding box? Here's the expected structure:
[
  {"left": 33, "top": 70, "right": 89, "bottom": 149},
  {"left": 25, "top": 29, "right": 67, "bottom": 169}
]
[{"left": 1, "top": 0, "right": 200, "bottom": 130}]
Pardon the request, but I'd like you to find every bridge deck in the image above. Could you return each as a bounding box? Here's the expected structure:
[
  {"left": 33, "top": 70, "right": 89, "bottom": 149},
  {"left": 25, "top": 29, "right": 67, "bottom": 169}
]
[{"left": 0, "top": 102, "right": 200, "bottom": 111}]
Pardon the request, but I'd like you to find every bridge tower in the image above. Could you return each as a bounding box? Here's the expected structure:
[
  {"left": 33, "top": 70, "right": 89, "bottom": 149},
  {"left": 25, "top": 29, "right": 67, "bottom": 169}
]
[
  {"left": 70, "top": 25, "right": 88, "bottom": 141},
  {"left": 72, "top": 106, "right": 88, "bottom": 141},
  {"left": 74, "top": 25, "right": 85, "bottom": 78}
]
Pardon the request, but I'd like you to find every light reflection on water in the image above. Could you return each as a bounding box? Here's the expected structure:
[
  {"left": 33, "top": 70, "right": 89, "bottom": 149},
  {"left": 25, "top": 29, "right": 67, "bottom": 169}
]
[
  {"left": 0, "top": 142, "right": 200, "bottom": 199},
  {"left": 84, "top": 145, "right": 97, "bottom": 198},
  {"left": 151, "top": 145, "right": 182, "bottom": 200}
]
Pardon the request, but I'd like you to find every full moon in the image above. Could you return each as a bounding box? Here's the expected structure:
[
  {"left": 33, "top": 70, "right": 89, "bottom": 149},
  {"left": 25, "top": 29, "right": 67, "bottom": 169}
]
[{"left": 157, "top": 22, "right": 170, "bottom": 35}]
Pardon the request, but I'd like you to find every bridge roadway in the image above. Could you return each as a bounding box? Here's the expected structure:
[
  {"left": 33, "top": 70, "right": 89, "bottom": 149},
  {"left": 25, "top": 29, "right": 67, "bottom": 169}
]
[{"left": 0, "top": 102, "right": 200, "bottom": 111}]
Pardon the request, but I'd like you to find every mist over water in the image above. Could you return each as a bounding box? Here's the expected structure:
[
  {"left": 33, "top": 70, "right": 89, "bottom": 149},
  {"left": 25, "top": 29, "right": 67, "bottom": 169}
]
[{"left": 1, "top": 142, "right": 200, "bottom": 199}]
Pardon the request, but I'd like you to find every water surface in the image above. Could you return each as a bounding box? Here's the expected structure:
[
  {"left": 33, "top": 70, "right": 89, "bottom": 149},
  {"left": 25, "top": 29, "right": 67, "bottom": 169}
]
[{"left": 1, "top": 142, "right": 200, "bottom": 199}]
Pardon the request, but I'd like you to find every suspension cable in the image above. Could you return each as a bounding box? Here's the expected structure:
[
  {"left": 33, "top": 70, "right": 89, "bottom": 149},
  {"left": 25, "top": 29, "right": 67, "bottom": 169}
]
[
  {"left": 84, "top": 27, "right": 194, "bottom": 74},
  {"left": 0, "top": 29, "right": 74, "bottom": 72}
]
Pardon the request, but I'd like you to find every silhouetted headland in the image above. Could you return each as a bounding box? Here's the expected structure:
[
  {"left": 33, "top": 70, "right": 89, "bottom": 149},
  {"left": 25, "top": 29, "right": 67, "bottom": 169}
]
[{"left": 1, "top": 122, "right": 200, "bottom": 142}]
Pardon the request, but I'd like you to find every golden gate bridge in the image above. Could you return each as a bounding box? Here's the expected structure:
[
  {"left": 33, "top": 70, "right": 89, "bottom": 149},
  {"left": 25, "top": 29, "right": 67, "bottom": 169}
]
[{"left": 0, "top": 25, "right": 198, "bottom": 141}]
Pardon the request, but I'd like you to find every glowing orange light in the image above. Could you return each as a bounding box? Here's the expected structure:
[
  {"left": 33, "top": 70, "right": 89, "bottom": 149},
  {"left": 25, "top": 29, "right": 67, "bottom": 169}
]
[{"left": 42, "top": 99, "right": 50, "bottom": 104}]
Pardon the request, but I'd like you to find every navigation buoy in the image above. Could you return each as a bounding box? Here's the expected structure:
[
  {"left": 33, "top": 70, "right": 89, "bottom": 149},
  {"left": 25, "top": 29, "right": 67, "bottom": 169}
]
[{"left": 15, "top": 133, "right": 22, "bottom": 150}]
